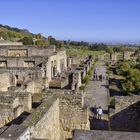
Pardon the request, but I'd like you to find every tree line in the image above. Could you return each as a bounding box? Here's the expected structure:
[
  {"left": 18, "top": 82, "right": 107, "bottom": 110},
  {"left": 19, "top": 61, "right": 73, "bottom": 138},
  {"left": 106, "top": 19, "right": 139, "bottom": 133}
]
[{"left": 0, "top": 24, "right": 139, "bottom": 51}]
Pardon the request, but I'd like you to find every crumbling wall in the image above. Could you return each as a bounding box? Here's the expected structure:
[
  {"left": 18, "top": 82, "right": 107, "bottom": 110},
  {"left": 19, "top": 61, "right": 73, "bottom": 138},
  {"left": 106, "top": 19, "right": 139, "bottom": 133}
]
[
  {"left": 0, "top": 91, "right": 32, "bottom": 127},
  {"left": 26, "top": 78, "right": 46, "bottom": 94},
  {"left": 59, "top": 94, "right": 90, "bottom": 140},
  {"left": 18, "top": 93, "right": 32, "bottom": 111},
  {"left": 44, "top": 91, "right": 90, "bottom": 140},
  {"left": 0, "top": 73, "right": 14, "bottom": 91},
  {"left": 110, "top": 95, "right": 140, "bottom": 132},
  {"left": 71, "top": 56, "right": 87, "bottom": 65},
  {"left": 114, "top": 95, "right": 140, "bottom": 115},
  {"left": 8, "top": 49, "right": 28, "bottom": 57},
  {"left": 0, "top": 107, "right": 14, "bottom": 127},
  {"left": 23, "top": 97, "right": 60, "bottom": 140}
]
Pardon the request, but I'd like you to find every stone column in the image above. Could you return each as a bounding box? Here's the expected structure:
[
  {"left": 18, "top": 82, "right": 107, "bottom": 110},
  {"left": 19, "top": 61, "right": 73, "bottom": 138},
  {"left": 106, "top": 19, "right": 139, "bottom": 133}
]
[
  {"left": 67, "top": 58, "right": 72, "bottom": 68},
  {"left": 81, "top": 91, "right": 85, "bottom": 108},
  {"left": 45, "top": 77, "right": 49, "bottom": 89}
]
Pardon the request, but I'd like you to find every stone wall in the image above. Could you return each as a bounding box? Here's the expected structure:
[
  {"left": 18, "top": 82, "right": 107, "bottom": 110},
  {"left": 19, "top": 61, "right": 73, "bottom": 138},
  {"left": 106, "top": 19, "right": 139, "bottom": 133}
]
[
  {"left": 59, "top": 94, "right": 90, "bottom": 140},
  {"left": 8, "top": 49, "right": 28, "bottom": 57},
  {"left": 0, "top": 45, "right": 67, "bottom": 89},
  {"left": 18, "top": 92, "right": 32, "bottom": 111},
  {"left": 110, "top": 95, "right": 140, "bottom": 132},
  {"left": 46, "top": 50, "right": 67, "bottom": 82},
  {"left": 114, "top": 95, "right": 140, "bottom": 115},
  {"left": 0, "top": 42, "right": 23, "bottom": 46},
  {"left": 0, "top": 91, "right": 32, "bottom": 127},
  {"left": 44, "top": 91, "right": 90, "bottom": 140},
  {"left": 0, "top": 104, "right": 24, "bottom": 127},
  {"left": 0, "top": 68, "right": 39, "bottom": 86},
  {"left": 72, "top": 71, "right": 82, "bottom": 89},
  {"left": 0, "top": 45, "right": 54, "bottom": 57},
  {"left": 26, "top": 78, "right": 47, "bottom": 94},
  {"left": 28, "top": 46, "right": 54, "bottom": 57},
  {"left": 72, "top": 130, "right": 140, "bottom": 140},
  {"left": 23, "top": 96, "right": 60, "bottom": 140},
  {"left": 0, "top": 106, "right": 14, "bottom": 127},
  {"left": 100, "top": 52, "right": 134, "bottom": 61},
  {"left": 0, "top": 56, "right": 46, "bottom": 68},
  {"left": 70, "top": 56, "right": 87, "bottom": 65},
  {"left": 0, "top": 72, "right": 14, "bottom": 91}
]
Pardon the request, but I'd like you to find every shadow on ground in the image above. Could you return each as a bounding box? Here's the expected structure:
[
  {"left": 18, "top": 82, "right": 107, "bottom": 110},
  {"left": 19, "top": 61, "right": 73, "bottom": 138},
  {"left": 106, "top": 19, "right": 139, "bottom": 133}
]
[
  {"left": 89, "top": 101, "right": 140, "bottom": 132},
  {"left": 6, "top": 111, "right": 30, "bottom": 126},
  {"left": 89, "top": 116, "right": 109, "bottom": 130}
]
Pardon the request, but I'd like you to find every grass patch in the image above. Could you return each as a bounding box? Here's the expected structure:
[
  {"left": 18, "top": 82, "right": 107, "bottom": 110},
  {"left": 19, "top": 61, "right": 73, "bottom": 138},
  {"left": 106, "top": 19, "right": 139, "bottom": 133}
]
[
  {"left": 82, "top": 75, "right": 89, "bottom": 85},
  {"left": 79, "top": 85, "right": 85, "bottom": 92},
  {"left": 109, "top": 97, "right": 115, "bottom": 108}
]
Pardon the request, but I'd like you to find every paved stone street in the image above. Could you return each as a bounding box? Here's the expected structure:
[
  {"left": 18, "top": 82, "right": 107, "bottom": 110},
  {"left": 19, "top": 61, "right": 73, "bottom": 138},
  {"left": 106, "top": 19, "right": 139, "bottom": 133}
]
[
  {"left": 84, "top": 61, "right": 109, "bottom": 130},
  {"left": 84, "top": 61, "right": 109, "bottom": 111}
]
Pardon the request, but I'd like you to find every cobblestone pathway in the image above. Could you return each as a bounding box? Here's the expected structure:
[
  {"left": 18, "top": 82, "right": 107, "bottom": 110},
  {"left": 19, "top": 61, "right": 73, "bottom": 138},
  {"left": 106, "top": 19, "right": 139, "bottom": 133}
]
[
  {"left": 84, "top": 61, "right": 109, "bottom": 110},
  {"left": 84, "top": 61, "right": 109, "bottom": 130}
]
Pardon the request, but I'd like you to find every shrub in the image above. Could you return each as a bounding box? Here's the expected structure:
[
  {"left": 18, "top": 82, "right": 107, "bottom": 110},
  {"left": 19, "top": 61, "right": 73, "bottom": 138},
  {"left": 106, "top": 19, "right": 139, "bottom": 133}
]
[
  {"left": 110, "top": 97, "right": 115, "bottom": 107},
  {"left": 87, "top": 69, "right": 92, "bottom": 76},
  {"left": 83, "top": 75, "right": 89, "bottom": 85},
  {"left": 79, "top": 85, "right": 85, "bottom": 92}
]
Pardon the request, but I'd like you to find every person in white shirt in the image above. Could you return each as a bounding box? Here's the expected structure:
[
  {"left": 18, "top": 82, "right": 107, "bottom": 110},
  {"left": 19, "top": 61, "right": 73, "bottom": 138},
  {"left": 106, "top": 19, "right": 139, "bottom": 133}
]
[{"left": 97, "top": 106, "right": 103, "bottom": 120}]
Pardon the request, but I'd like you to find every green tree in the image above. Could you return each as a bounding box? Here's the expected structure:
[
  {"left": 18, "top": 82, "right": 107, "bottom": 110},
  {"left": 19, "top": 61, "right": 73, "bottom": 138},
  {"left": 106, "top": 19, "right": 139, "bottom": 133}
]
[
  {"left": 57, "top": 41, "right": 64, "bottom": 48},
  {"left": 116, "top": 61, "right": 131, "bottom": 75},
  {"left": 35, "top": 39, "right": 49, "bottom": 46},
  {"left": 0, "top": 32, "right": 8, "bottom": 40},
  {"left": 122, "top": 68, "right": 140, "bottom": 94},
  {"left": 106, "top": 47, "right": 114, "bottom": 59},
  {"left": 48, "top": 36, "right": 57, "bottom": 45},
  {"left": 35, "top": 33, "right": 43, "bottom": 40},
  {"left": 82, "top": 75, "right": 89, "bottom": 85},
  {"left": 20, "top": 36, "right": 34, "bottom": 45}
]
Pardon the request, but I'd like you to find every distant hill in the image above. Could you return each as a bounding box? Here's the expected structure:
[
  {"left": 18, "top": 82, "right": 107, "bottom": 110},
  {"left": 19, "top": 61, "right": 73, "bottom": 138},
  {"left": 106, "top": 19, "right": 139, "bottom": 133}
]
[
  {"left": 0, "top": 24, "right": 34, "bottom": 40},
  {"left": 0, "top": 24, "right": 49, "bottom": 46}
]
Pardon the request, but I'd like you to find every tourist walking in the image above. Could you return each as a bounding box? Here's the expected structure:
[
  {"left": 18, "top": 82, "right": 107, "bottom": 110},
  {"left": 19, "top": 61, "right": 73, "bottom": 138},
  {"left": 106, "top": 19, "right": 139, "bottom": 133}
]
[
  {"left": 93, "top": 67, "right": 99, "bottom": 81},
  {"left": 93, "top": 105, "right": 97, "bottom": 118},
  {"left": 97, "top": 106, "right": 103, "bottom": 120},
  {"left": 102, "top": 72, "right": 106, "bottom": 81}
]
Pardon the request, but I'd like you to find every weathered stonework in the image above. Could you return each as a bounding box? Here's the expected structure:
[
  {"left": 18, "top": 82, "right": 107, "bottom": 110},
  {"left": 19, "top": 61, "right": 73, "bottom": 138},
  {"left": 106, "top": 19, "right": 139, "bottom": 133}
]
[
  {"left": 44, "top": 91, "right": 90, "bottom": 140},
  {"left": 59, "top": 94, "right": 90, "bottom": 140},
  {"left": 0, "top": 45, "right": 67, "bottom": 91},
  {"left": 99, "top": 52, "right": 134, "bottom": 61},
  {"left": 26, "top": 78, "right": 47, "bottom": 94},
  {"left": 0, "top": 91, "right": 32, "bottom": 127},
  {"left": 0, "top": 39, "right": 23, "bottom": 46},
  {"left": 113, "top": 95, "right": 140, "bottom": 115},
  {"left": 23, "top": 96, "right": 60, "bottom": 140},
  {"left": 72, "top": 130, "right": 140, "bottom": 140},
  {"left": 0, "top": 45, "right": 94, "bottom": 140},
  {"left": 110, "top": 95, "right": 140, "bottom": 132},
  {"left": 0, "top": 72, "right": 14, "bottom": 91}
]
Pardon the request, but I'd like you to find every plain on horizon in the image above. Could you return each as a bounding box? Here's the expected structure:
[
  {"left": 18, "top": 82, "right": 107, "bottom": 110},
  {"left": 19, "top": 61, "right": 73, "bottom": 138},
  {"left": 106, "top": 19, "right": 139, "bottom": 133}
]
[{"left": 0, "top": 0, "right": 140, "bottom": 42}]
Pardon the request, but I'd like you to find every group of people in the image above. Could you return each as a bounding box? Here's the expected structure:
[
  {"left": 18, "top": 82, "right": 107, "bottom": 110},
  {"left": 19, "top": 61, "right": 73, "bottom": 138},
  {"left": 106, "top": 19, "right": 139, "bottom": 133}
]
[
  {"left": 93, "top": 105, "right": 103, "bottom": 120},
  {"left": 93, "top": 67, "right": 106, "bottom": 81}
]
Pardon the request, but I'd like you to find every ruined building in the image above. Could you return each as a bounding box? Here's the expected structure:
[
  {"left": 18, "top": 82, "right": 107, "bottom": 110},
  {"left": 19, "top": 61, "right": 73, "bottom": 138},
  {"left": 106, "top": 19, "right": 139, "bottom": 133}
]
[{"left": 0, "top": 44, "right": 94, "bottom": 140}]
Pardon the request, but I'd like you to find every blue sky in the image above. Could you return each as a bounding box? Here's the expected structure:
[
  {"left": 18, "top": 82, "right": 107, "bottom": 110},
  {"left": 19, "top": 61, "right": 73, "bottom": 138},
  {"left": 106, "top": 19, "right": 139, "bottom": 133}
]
[{"left": 0, "top": 0, "right": 140, "bottom": 42}]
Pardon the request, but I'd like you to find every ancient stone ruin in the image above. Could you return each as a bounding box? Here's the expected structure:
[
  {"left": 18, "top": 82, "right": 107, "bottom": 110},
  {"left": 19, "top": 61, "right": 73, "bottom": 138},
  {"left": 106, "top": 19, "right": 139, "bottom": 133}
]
[{"left": 0, "top": 44, "right": 93, "bottom": 140}]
